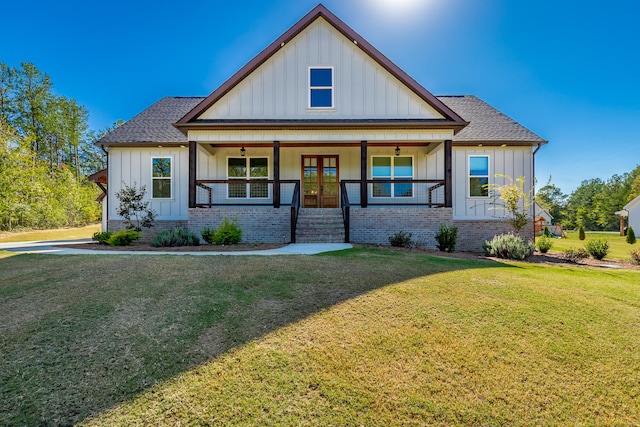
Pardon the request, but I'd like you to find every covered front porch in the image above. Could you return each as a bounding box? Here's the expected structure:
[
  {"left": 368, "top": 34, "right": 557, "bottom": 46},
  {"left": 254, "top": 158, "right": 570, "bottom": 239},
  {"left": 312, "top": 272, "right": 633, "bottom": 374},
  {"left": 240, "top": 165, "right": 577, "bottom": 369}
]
[{"left": 186, "top": 139, "right": 453, "bottom": 244}]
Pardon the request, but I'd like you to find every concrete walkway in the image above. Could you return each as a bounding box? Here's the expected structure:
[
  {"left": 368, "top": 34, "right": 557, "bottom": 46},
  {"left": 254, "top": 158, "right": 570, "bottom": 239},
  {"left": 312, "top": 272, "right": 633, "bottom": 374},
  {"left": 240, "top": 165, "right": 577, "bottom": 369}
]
[{"left": 0, "top": 239, "right": 353, "bottom": 256}]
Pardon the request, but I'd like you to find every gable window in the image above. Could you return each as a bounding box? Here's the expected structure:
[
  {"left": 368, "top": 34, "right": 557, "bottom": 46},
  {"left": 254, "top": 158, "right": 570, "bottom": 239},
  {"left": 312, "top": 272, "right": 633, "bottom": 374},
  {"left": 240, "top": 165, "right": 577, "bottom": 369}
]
[
  {"left": 152, "top": 157, "right": 171, "bottom": 199},
  {"left": 469, "top": 155, "right": 489, "bottom": 197},
  {"left": 228, "top": 157, "right": 269, "bottom": 198},
  {"left": 372, "top": 156, "right": 413, "bottom": 198},
  {"left": 309, "top": 67, "right": 333, "bottom": 108}
]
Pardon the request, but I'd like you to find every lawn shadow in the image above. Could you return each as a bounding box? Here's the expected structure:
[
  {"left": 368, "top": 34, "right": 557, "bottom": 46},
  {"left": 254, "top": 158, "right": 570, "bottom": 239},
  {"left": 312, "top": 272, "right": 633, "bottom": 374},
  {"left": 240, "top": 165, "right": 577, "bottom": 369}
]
[{"left": 0, "top": 248, "right": 510, "bottom": 425}]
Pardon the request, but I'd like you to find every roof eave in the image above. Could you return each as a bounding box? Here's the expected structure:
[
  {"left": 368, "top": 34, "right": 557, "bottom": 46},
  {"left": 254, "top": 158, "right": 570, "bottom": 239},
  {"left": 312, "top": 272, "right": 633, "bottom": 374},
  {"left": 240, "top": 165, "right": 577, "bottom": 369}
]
[{"left": 175, "top": 120, "right": 468, "bottom": 132}]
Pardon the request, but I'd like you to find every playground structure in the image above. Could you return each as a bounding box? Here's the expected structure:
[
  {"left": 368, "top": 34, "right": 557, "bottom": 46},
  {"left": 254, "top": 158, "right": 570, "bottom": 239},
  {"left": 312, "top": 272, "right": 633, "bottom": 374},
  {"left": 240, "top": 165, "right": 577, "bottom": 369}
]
[{"left": 534, "top": 216, "right": 566, "bottom": 238}]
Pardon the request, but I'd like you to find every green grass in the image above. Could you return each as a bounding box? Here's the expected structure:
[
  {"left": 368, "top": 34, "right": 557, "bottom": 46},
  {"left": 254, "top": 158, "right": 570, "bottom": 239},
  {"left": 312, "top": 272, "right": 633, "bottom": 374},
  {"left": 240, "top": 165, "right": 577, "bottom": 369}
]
[
  {"left": 0, "top": 223, "right": 101, "bottom": 242},
  {"left": 1, "top": 249, "right": 639, "bottom": 425},
  {"left": 541, "top": 231, "right": 637, "bottom": 260}
]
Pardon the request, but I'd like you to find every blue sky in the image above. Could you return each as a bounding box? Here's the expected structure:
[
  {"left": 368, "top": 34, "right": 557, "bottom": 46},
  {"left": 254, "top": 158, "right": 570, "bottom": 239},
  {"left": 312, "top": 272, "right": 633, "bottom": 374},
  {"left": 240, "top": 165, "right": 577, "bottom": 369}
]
[{"left": 2, "top": 0, "right": 639, "bottom": 194}]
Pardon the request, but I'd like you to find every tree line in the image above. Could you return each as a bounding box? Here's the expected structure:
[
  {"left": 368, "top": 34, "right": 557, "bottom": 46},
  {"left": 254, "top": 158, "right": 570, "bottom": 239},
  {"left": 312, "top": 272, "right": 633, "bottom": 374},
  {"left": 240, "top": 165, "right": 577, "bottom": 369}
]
[
  {"left": 537, "top": 165, "right": 640, "bottom": 231},
  {"left": 0, "top": 62, "right": 110, "bottom": 231}
]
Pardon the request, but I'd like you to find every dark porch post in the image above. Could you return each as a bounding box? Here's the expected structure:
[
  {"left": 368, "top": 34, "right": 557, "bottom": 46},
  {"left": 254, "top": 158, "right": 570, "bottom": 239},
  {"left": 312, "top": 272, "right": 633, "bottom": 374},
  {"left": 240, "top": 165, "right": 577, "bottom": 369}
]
[
  {"left": 188, "top": 140, "right": 196, "bottom": 208},
  {"left": 444, "top": 139, "right": 452, "bottom": 208},
  {"left": 273, "top": 141, "right": 280, "bottom": 208},
  {"left": 360, "top": 140, "right": 368, "bottom": 208}
]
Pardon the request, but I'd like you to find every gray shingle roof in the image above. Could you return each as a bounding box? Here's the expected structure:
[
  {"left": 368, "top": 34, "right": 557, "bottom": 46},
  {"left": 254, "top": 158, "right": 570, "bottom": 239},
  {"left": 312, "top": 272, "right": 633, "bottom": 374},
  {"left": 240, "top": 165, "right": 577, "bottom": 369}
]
[
  {"left": 98, "top": 97, "right": 203, "bottom": 145},
  {"left": 98, "top": 95, "right": 545, "bottom": 145},
  {"left": 438, "top": 95, "right": 546, "bottom": 143}
]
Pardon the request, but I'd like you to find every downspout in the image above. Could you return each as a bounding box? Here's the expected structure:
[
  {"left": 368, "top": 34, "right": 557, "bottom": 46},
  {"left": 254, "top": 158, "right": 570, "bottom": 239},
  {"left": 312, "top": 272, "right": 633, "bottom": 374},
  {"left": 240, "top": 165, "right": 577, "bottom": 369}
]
[
  {"left": 101, "top": 144, "right": 109, "bottom": 229},
  {"left": 531, "top": 142, "right": 543, "bottom": 237}
]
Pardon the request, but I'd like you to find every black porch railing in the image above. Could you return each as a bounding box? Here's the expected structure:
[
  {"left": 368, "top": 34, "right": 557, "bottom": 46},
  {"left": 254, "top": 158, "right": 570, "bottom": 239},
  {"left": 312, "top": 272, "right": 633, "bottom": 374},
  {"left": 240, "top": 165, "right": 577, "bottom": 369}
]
[
  {"left": 340, "top": 181, "right": 350, "bottom": 243},
  {"left": 194, "top": 180, "right": 299, "bottom": 207},
  {"left": 290, "top": 181, "right": 300, "bottom": 243},
  {"left": 340, "top": 179, "right": 447, "bottom": 207},
  {"left": 195, "top": 179, "right": 301, "bottom": 243}
]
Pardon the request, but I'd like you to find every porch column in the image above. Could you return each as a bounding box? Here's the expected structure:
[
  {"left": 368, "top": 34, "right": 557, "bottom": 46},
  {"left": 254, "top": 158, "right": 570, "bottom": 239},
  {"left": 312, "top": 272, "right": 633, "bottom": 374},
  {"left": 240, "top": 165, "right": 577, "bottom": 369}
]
[
  {"left": 620, "top": 215, "right": 625, "bottom": 236},
  {"left": 188, "top": 140, "right": 196, "bottom": 208},
  {"left": 361, "top": 140, "right": 368, "bottom": 208},
  {"left": 444, "top": 139, "right": 452, "bottom": 208},
  {"left": 273, "top": 141, "right": 280, "bottom": 208}
]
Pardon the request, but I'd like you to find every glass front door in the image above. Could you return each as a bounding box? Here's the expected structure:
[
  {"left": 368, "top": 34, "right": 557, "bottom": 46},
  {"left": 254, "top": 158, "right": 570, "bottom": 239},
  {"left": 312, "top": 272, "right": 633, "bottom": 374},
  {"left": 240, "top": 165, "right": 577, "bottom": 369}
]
[{"left": 302, "top": 155, "right": 339, "bottom": 208}]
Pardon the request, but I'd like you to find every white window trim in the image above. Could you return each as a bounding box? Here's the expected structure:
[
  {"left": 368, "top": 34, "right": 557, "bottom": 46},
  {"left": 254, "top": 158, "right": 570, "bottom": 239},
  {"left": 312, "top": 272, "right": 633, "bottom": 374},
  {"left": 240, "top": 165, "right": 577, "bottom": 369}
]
[
  {"left": 151, "top": 156, "right": 172, "bottom": 200},
  {"left": 308, "top": 66, "right": 335, "bottom": 109},
  {"left": 371, "top": 155, "right": 414, "bottom": 198},
  {"left": 468, "top": 154, "right": 490, "bottom": 198},
  {"left": 226, "top": 156, "right": 271, "bottom": 200}
]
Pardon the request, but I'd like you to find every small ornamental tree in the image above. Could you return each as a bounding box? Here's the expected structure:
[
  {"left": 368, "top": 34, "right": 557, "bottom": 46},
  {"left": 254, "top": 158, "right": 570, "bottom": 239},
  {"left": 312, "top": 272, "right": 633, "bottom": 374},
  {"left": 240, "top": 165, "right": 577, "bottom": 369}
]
[
  {"left": 487, "top": 175, "right": 533, "bottom": 234},
  {"left": 627, "top": 226, "right": 636, "bottom": 244},
  {"left": 115, "top": 181, "right": 156, "bottom": 231},
  {"left": 578, "top": 225, "right": 586, "bottom": 241}
]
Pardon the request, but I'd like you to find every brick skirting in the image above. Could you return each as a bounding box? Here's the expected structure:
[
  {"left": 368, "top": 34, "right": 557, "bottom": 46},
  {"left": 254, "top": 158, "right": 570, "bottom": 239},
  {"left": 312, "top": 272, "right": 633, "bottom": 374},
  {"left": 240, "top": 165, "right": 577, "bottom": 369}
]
[
  {"left": 188, "top": 208, "right": 291, "bottom": 244},
  {"left": 110, "top": 210, "right": 534, "bottom": 250}
]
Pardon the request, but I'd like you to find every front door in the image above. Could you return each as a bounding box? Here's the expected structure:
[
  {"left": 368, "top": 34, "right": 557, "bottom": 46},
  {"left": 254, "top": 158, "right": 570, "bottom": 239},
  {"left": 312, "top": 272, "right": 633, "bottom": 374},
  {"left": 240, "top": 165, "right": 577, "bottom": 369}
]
[{"left": 302, "top": 155, "right": 339, "bottom": 208}]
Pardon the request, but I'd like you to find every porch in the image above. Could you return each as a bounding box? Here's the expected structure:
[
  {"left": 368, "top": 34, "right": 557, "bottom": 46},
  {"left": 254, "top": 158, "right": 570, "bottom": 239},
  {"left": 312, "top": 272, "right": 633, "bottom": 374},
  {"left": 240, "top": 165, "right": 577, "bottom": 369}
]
[{"left": 186, "top": 140, "right": 453, "bottom": 244}]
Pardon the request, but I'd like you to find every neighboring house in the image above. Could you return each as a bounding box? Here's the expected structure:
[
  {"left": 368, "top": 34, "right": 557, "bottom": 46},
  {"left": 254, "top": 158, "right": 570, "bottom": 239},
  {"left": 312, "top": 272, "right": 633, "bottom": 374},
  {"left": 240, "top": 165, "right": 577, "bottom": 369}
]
[
  {"left": 616, "top": 194, "right": 640, "bottom": 236},
  {"left": 533, "top": 201, "right": 554, "bottom": 235},
  {"left": 96, "top": 4, "right": 547, "bottom": 251},
  {"left": 534, "top": 202, "right": 554, "bottom": 226}
]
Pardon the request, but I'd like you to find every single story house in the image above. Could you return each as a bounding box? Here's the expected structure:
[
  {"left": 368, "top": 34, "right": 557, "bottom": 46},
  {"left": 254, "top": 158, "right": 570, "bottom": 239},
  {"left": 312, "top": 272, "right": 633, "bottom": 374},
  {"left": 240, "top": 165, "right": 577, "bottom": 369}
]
[
  {"left": 96, "top": 4, "right": 547, "bottom": 251},
  {"left": 616, "top": 194, "right": 640, "bottom": 236}
]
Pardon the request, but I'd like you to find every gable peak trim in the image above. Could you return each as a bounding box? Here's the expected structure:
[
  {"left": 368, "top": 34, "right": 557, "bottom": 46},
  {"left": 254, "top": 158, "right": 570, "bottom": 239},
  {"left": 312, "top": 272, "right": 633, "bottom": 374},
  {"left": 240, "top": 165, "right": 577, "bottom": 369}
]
[{"left": 176, "top": 4, "right": 465, "bottom": 128}]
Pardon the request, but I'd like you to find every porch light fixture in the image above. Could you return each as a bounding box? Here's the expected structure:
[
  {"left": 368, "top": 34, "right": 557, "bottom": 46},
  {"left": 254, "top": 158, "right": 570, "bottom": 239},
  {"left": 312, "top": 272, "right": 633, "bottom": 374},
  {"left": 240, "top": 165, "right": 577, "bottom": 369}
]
[
  {"left": 395, "top": 145, "right": 401, "bottom": 156},
  {"left": 240, "top": 146, "right": 246, "bottom": 157}
]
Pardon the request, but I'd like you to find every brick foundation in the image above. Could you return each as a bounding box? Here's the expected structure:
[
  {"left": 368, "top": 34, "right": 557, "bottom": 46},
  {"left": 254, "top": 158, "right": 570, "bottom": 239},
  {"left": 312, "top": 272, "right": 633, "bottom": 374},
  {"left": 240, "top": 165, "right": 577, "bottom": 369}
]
[
  {"left": 453, "top": 219, "right": 534, "bottom": 252},
  {"left": 188, "top": 208, "right": 291, "bottom": 244},
  {"left": 349, "top": 207, "right": 453, "bottom": 248}
]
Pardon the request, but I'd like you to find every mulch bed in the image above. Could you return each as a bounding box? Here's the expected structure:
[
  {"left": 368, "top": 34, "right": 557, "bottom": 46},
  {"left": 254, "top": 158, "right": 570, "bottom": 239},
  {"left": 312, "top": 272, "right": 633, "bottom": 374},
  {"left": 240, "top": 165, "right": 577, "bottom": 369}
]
[{"left": 61, "top": 241, "right": 640, "bottom": 270}]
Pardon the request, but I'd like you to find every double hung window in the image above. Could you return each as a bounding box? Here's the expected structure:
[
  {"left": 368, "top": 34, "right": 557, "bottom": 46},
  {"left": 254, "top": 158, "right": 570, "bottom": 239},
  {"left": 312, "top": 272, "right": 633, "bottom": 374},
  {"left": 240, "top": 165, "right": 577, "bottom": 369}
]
[
  {"left": 228, "top": 157, "right": 269, "bottom": 198},
  {"left": 469, "top": 155, "right": 489, "bottom": 197},
  {"left": 309, "top": 67, "right": 333, "bottom": 108},
  {"left": 372, "top": 156, "right": 413, "bottom": 198},
  {"left": 151, "top": 157, "right": 171, "bottom": 199}
]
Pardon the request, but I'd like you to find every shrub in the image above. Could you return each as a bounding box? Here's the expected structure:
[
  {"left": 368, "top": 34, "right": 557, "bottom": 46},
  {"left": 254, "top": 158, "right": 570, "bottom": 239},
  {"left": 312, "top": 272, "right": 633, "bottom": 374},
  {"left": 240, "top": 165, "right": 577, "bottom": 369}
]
[
  {"left": 585, "top": 238, "right": 610, "bottom": 260},
  {"left": 578, "top": 225, "right": 585, "bottom": 240},
  {"left": 627, "top": 227, "right": 636, "bottom": 244},
  {"left": 389, "top": 231, "right": 413, "bottom": 248},
  {"left": 563, "top": 248, "right": 587, "bottom": 262},
  {"left": 107, "top": 228, "right": 142, "bottom": 246},
  {"left": 630, "top": 250, "right": 640, "bottom": 265},
  {"left": 114, "top": 181, "right": 156, "bottom": 231},
  {"left": 536, "top": 235, "right": 554, "bottom": 253},
  {"left": 150, "top": 228, "right": 200, "bottom": 247},
  {"left": 435, "top": 223, "right": 458, "bottom": 252},
  {"left": 563, "top": 248, "right": 589, "bottom": 263},
  {"left": 482, "top": 233, "right": 535, "bottom": 260},
  {"left": 201, "top": 217, "right": 243, "bottom": 245},
  {"left": 92, "top": 231, "right": 112, "bottom": 245}
]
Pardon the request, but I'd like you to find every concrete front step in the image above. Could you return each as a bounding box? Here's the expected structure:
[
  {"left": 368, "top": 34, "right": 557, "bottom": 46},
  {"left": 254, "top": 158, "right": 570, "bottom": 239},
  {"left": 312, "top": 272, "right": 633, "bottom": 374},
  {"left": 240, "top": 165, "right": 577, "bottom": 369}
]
[{"left": 296, "top": 208, "right": 345, "bottom": 243}]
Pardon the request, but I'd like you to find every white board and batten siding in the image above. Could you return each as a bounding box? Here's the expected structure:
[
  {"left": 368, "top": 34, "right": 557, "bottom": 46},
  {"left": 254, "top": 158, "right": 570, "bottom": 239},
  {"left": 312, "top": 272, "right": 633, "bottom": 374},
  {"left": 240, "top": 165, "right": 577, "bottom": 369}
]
[
  {"left": 108, "top": 148, "right": 190, "bottom": 220},
  {"left": 199, "top": 18, "right": 444, "bottom": 121},
  {"left": 452, "top": 147, "right": 534, "bottom": 220}
]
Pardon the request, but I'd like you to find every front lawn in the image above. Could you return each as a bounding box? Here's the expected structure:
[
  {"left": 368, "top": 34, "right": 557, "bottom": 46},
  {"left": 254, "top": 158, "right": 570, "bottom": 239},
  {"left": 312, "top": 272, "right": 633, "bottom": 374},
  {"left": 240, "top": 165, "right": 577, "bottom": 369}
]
[
  {"left": 542, "top": 231, "right": 636, "bottom": 260},
  {"left": 1, "top": 249, "right": 639, "bottom": 425}
]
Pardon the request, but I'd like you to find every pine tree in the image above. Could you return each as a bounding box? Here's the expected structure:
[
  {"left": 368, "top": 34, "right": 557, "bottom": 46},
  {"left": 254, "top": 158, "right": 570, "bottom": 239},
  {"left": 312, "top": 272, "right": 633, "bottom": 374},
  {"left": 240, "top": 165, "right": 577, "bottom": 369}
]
[
  {"left": 579, "top": 224, "right": 586, "bottom": 240},
  {"left": 627, "top": 227, "right": 637, "bottom": 245}
]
